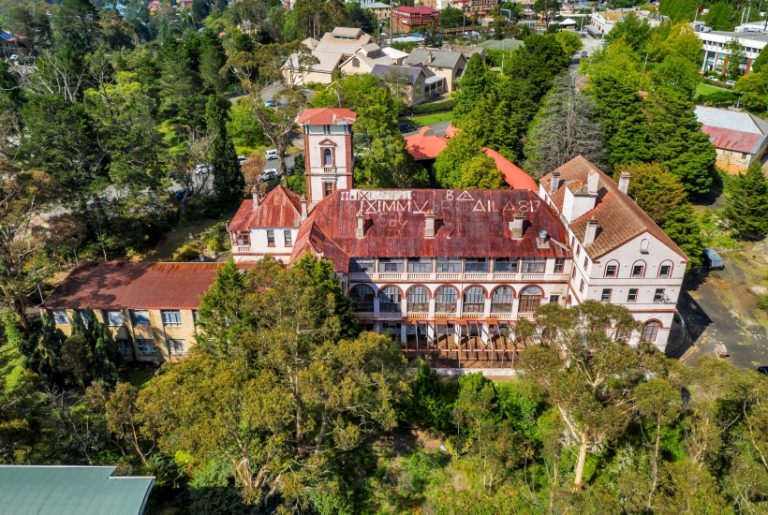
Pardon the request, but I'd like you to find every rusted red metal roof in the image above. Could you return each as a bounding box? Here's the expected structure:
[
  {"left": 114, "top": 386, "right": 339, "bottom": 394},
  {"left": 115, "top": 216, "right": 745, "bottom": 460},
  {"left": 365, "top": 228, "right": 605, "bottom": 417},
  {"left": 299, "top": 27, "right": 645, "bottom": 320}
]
[
  {"left": 700, "top": 125, "right": 762, "bottom": 154},
  {"left": 482, "top": 148, "right": 537, "bottom": 191},
  {"left": 291, "top": 189, "right": 570, "bottom": 272},
  {"left": 396, "top": 6, "right": 438, "bottom": 14},
  {"left": 41, "top": 261, "right": 256, "bottom": 310},
  {"left": 540, "top": 156, "right": 687, "bottom": 261},
  {"left": 297, "top": 108, "right": 357, "bottom": 126},
  {"left": 228, "top": 186, "right": 303, "bottom": 232}
]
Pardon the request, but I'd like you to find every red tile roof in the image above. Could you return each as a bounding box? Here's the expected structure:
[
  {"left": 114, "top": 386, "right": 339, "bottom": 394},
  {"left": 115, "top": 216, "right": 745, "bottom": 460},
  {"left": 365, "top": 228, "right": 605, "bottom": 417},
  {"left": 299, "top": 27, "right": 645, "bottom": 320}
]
[
  {"left": 228, "top": 186, "right": 303, "bottom": 232},
  {"left": 405, "top": 127, "right": 448, "bottom": 160},
  {"left": 292, "top": 189, "right": 570, "bottom": 272},
  {"left": 700, "top": 125, "right": 762, "bottom": 154},
  {"left": 396, "top": 6, "right": 438, "bottom": 14},
  {"left": 482, "top": 148, "right": 537, "bottom": 191},
  {"left": 298, "top": 108, "right": 357, "bottom": 126},
  {"left": 540, "top": 156, "right": 687, "bottom": 261},
  {"left": 41, "top": 262, "right": 256, "bottom": 310}
]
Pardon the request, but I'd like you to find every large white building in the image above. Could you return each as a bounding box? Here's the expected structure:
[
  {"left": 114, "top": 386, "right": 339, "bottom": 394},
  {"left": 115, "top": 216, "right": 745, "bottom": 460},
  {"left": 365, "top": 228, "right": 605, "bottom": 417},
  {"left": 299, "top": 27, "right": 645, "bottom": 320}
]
[
  {"left": 694, "top": 27, "right": 768, "bottom": 74},
  {"left": 229, "top": 108, "right": 687, "bottom": 364}
]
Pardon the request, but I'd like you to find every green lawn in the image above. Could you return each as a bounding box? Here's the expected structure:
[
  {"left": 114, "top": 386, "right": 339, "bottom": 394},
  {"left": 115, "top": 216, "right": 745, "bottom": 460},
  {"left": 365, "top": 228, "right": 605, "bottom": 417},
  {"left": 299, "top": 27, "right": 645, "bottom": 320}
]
[
  {"left": 410, "top": 111, "right": 453, "bottom": 126},
  {"left": 697, "top": 82, "right": 730, "bottom": 96},
  {"left": 0, "top": 340, "right": 26, "bottom": 392}
]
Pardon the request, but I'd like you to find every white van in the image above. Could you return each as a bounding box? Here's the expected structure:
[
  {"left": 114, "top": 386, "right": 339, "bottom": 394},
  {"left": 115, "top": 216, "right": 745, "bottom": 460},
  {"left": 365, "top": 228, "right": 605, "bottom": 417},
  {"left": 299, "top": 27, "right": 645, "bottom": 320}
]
[{"left": 265, "top": 149, "right": 278, "bottom": 161}]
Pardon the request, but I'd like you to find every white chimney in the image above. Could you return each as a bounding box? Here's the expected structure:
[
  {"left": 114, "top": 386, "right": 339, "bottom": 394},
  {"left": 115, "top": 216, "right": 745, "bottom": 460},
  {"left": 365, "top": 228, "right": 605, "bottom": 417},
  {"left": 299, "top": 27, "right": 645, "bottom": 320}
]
[
  {"left": 356, "top": 210, "right": 365, "bottom": 239},
  {"left": 587, "top": 170, "right": 599, "bottom": 195},
  {"left": 550, "top": 171, "right": 561, "bottom": 195},
  {"left": 300, "top": 195, "right": 308, "bottom": 220},
  {"left": 252, "top": 186, "right": 260, "bottom": 207},
  {"left": 510, "top": 214, "right": 525, "bottom": 240},
  {"left": 618, "top": 172, "right": 631, "bottom": 194},
  {"left": 424, "top": 210, "right": 435, "bottom": 238},
  {"left": 584, "top": 217, "right": 599, "bottom": 246}
]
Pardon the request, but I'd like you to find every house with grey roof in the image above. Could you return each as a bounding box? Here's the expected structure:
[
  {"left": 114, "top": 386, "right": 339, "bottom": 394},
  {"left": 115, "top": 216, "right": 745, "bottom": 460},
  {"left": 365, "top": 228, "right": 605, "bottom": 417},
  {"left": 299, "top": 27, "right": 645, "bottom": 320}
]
[
  {"left": 404, "top": 47, "right": 466, "bottom": 91},
  {"left": 695, "top": 106, "right": 768, "bottom": 173},
  {"left": 282, "top": 27, "right": 395, "bottom": 85},
  {"left": 371, "top": 64, "right": 446, "bottom": 105}
]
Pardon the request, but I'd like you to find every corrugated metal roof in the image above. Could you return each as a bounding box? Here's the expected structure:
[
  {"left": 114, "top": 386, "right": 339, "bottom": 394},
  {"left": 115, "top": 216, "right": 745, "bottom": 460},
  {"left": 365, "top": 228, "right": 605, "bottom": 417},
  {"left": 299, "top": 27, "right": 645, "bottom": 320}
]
[
  {"left": 540, "top": 156, "right": 687, "bottom": 261},
  {"left": 396, "top": 6, "right": 438, "bottom": 14},
  {"left": 0, "top": 465, "right": 153, "bottom": 515},
  {"left": 371, "top": 63, "right": 433, "bottom": 84},
  {"left": 41, "top": 262, "right": 256, "bottom": 310},
  {"left": 695, "top": 106, "right": 768, "bottom": 134},
  {"left": 700, "top": 125, "right": 764, "bottom": 154},
  {"left": 405, "top": 47, "right": 464, "bottom": 69},
  {"left": 291, "top": 189, "right": 571, "bottom": 272}
]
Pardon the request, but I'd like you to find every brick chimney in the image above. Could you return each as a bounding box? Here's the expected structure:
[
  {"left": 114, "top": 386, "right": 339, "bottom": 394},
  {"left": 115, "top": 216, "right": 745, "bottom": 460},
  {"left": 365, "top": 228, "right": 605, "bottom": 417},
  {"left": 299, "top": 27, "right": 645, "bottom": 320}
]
[
  {"left": 424, "top": 210, "right": 435, "bottom": 238},
  {"left": 550, "top": 171, "right": 561, "bottom": 195},
  {"left": 618, "top": 172, "right": 631, "bottom": 194},
  {"left": 356, "top": 210, "right": 365, "bottom": 239},
  {"left": 510, "top": 214, "right": 525, "bottom": 240},
  {"left": 584, "top": 217, "right": 599, "bottom": 246},
  {"left": 252, "top": 186, "right": 260, "bottom": 207}
]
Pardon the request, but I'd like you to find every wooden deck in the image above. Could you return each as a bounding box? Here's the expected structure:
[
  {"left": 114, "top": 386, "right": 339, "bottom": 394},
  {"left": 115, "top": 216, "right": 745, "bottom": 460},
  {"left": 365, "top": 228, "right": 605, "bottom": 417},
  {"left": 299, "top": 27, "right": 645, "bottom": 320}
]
[{"left": 401, "top": 334, "right": 524, "bottom": 369}]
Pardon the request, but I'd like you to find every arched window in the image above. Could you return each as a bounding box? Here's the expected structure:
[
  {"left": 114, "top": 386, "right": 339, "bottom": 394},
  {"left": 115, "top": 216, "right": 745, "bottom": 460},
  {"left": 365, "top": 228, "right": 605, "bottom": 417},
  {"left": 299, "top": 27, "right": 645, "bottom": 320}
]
[
  {"left": 379, "top": 286, "right": 402, "bottom": 313},
  {"left": 463, "top": 286, "right": 486, "bottom": 313},
  {"left": 435, "top": 286, "right": 458, "bottom": 314},
  {"left": 491, "top": 286, "right": 514, "bottom": 313},
  {"left": 519, "top": 286, "right": 543, "bottom": 313},
  {"left": 641, "top": 320, "right": 662, "bottom": 343},
  {"left": 631, "top": 260, "right": 646, "bottom": 278},
  {"left": 604, "top": 260, "right": 619, "bottom": 278},
  {"left": 658, "top": 260, "right": 673, "bottom": 278},
  {"left": 322, "top": 147, "right": 333, "bottom": 166},
  {"left": 350, "top": 285, "right": 374, "bottom": 312},
  {"left": 407, "top": 286, "right": 429, "bottom": 313}
]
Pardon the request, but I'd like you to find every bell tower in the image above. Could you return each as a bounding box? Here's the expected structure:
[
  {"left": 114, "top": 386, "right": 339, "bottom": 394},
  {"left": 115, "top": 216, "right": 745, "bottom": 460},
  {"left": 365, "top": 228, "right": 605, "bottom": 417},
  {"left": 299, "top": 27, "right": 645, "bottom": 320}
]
[{"left": 298, "top": 108, "right": 357, "bottom": 206}]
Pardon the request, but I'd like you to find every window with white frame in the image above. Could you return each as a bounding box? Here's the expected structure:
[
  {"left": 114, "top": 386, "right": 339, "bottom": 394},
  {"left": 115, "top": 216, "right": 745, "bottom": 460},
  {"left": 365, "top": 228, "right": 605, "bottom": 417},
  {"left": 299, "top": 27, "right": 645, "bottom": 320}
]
[
  {"left": 435, "top": 286, "right": 457, "bottom": 313},
  {"left": 627, "top": 288, "right": 638, "bottom": 302},
  {"left": 407, "top": 258, "right": 432, "bottom": 273},
  {"left": 284, "top": 230, "right": 293, "bottom": 247},
  {"left": 520, "top": 258, "right": 545, "bottom": 273},
  {"left": 350, "top": 285, "right": 375, "bottom": 312},
  {"left": 266, "top": 229, "right": 276, "bottom": 247},
  {"left": 378, "top": 258, "right": 404, "bottom": 273},
  {"left": 464, "top": 259, "right": 489, "bottom": 273},
  {"left": 379, "top": 286, "right": 402, "bottom": 313},
  {"left": 435, "top": 258, "right": 461, "bottom": 273},
  {"left": 604, "top": 261, "right": 619, "bottom": 278},
  {"left": 136, "top": 339, "right": 158, "bottom": 355},
  {"left": 407, "top": 286, "right": 430, "bottom": 313},
  {"left": 462, "top": 286, "right": 485, "bottom": 313},
  {"left": 104, "top": 310, "right": 124, "bottom": 327},
  {"left": 653, "top": 289, "right": 666, "bottom": 303},
  {"left": 491, "top": 286, "right": 514, "bottom": 313},
  {"left": 167, "top": 339, "right": 186, "bottom": 354},
  {"left": 350, "top": 259, "right": 375, "bottom": 273},
  {"left": 493, "top": 258, "right": 518, "bottom": 273},
  {"left": 52, "top": 310, "right": 70, "bottom": 325},
  {"left": 658, "top": 262, "right": 673, "bottom": 278},
  {"left": 600, "top": 289, "right": 612, "bottom": 302},
  {"left": 131, "top": 309, "right": 150, "bottom": 326},
  {"left": 161, "top": 310, "right": 182, "bottom": 326}
]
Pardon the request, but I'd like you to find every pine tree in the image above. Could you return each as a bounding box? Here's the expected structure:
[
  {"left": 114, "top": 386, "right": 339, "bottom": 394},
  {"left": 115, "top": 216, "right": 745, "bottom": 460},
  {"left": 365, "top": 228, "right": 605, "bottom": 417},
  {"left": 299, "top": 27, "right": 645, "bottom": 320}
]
[
  {"left": 207, "top": 96, "right": 245, "bottom": 203},
  {"left": 645, "top": 87, "right": 716, "bottom": 195},
  {"left": 723, "top": 164, "right": 768, "bottom": 239},
  {"left": 453, "top": 54, "right": 493, "bottom": 122}
]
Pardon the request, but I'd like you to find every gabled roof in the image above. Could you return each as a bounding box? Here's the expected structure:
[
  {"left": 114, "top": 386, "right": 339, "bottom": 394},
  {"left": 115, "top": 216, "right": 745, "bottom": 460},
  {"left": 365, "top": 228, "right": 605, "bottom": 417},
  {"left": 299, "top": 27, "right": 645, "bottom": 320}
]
[
  {"left": 405, "top": 127, "right": 448, "bottom": 160},
  {"left": 482, "top": 148, "right": 537, "bottom": 191},
  {"left": 0, "top": 465, "right": 153, "bottom": 515},
  {"left": 540, "top": 156, "right": 687, "bottom": 261},
  {"left": 298, "top": 108, "right": 357, "bottom": 125},
  {"left": 41, "top": 262, "right": 255, "bottom": 310},
  {"left": 228, "top": 185, "right": 303, "bottom": 232},
  {"left": 405, "top": 47, "right": 465, "bottom": 69},
  {"left": 290, "top": 189, "right": 570, "bottom": 273},
  {"left": 331, "top": 27, "right": 364, "bottom": 39},
  {"left": 695, "top": 106, "right": 768, "bottom": 154},
  {"left": 371, "top": 63, "right": 434, "bottom": 85}
]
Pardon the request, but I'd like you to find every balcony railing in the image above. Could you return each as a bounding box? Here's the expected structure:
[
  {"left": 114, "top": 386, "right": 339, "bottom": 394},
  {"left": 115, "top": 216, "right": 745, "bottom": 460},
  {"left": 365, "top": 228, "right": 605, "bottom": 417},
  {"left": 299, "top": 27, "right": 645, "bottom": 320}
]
[
  {"left": 346, "top": 271, "right": 569, "bottom": 283},
  {"left": 236, "top": 245, "right": 251, "bottom": 252},
  {"left": 323, "top": 166, "right": 337, "bottom": 173}
]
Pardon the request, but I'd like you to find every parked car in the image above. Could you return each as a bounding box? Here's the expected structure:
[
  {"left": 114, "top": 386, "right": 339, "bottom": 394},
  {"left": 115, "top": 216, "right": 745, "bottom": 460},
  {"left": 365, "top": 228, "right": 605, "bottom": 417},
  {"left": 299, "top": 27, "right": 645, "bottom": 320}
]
[
  {"left": 237, "top": 156, "right": 248, "bottom": 164},
  {"left": 398, "top": 122, "right": 417, "bottom": 134},
  {"left": 703, "top": 248, "right": 725, "bottom": 270},
  {"left": 259, "top": 169, "right": 279, "bottom": 182},
  {"left": 580, "top": 51, "right": 588, "bottom": 58},
  {"left": 265, "top": 149, "right": 278, "bottom": 160},
  {"left": 757, "top": 366, "right": 768, "bottom": 376}
]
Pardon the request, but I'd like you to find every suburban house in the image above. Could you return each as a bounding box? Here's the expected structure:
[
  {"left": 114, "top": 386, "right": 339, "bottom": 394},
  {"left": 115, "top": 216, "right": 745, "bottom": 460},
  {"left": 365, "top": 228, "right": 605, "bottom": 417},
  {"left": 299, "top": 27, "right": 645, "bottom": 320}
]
[
  {"left": 539, "top": 158, "right": 688, "bottom": 348},
  {"left": 587, "top": 9, "right": 662, "bottom": 37},
  {"left": 363, "top": 1, "right": 392, "bottom": 20},
  {"left": 695, "top": 27, "right": 768, "bottom": 75},
  {"left": 41, "top": 262, "right": 253, "bottom": 363},
  {"left": 453, "top": 0, "right": 499, "bottom": 18},
  {"left": 695, "top": 105, "right": 768, "bottom": 173},
  {"left": 392, "top": 6, "right": 440, "bottom": 34},
  {"left": 371, "top": 63, "right": 445, "bottom": 105},
  {"left": 405, "top": 48, "right": 466, "bottom": 91},
  {"left": 282, "top": 27, "right": 395, "bottom": 85},
  {"left": 227, "top": 108, "right": 685, "bottom": 355}
]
